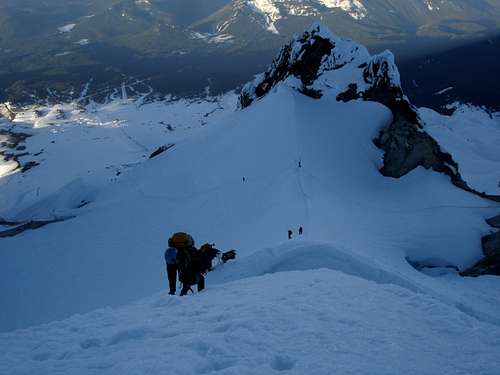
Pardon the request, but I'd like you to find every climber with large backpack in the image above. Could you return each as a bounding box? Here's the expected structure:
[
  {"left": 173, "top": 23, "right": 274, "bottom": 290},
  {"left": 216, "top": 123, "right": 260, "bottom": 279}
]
[{"left": 169, "top": 232, "right": 205, "bottom": 296}]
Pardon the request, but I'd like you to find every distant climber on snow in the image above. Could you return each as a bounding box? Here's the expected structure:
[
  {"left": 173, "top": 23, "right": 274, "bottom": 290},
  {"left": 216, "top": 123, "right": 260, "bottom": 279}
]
[
  {"left": 164, "top": 241, "right": 178, "bottom": 295},
  {"left": 288, "top": 230, "right": 293, "bottom": 240},
  {"left": 299, "top": 226, "right": 303, "bottom": 235}
]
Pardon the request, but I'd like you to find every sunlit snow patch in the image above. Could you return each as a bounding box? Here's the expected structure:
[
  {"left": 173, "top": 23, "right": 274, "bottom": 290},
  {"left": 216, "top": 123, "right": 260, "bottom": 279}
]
[
  {"left": 247, "top": 0, "right": 281, "bottom": 34},
  {"left": 55, "top": 51, "right": 73, "bottom": 57},
  {"left": 190, "top": 32, "right": 235, "bottom": 44},
  {"left": 425, "top": 0, "right": 440, "bottom": 11},
  {"left": 435, "top": 86, "right": 454, "bottom": 96},
  {"left": 75, "top": 39, "right": 90, "bottom": 46},
  {"left": 209, "top": 34, "right": 235, "bottom": 44},
  {"left": 58, "top": 24, "right": 76, "bottom": 33},
  {"left": 0, "top": 157, "right": 18, "bottom": 178},
  {"left": 318, "top": 0, "right": 367, "bottom": 19}
]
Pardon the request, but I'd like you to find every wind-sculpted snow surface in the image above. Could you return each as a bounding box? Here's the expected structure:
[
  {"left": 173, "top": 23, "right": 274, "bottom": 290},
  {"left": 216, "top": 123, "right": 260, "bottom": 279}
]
[
  {"left": 209, "top": 242, "right": 422, "bottom": 292},
  {"left": 209, "top": 241, "right": 500, "bottom": 325},
  {"left": 1, "top": 268, "right": 500, "bottom": 375}
]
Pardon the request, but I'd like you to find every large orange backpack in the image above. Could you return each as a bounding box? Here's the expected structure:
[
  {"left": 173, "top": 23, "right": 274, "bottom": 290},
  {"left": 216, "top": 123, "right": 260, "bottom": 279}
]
[{"left": 169, "top": 232, "right": 194, "bottom": 250}]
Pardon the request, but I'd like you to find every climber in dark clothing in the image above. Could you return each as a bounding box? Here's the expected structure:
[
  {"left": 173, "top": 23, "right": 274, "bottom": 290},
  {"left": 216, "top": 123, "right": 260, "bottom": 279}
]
[
  {"left": 288, "top": 229, "right": 293, "bottom": 240},
  {"left": 164, "top": 242, "right": 178, "bottom": 295},
  {"left": 177, "top": 245, "right": 206, "bottom": 296},
  {"left": 199, "top": 243, "right": 221, "bottom": 273},
  {"left": 179, "top": 243, "right": 225, "bottom": 295}
]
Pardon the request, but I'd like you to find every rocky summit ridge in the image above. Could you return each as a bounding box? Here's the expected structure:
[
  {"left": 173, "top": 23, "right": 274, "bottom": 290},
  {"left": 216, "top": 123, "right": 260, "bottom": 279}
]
[{"left": 239, "top": 22, "right": 500, "bottom": 203}]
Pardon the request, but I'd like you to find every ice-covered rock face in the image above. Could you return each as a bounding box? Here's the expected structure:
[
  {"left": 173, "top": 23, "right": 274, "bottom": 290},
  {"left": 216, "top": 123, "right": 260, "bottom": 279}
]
[
  {"left": 240, "top": 22, "right": 500, "bottom": 203},
  {"left": 239, "top": 22, "right": 410, "bottom": 109},
  {"left": 239, "top": 22, "right": 373, "bottom": 107}
]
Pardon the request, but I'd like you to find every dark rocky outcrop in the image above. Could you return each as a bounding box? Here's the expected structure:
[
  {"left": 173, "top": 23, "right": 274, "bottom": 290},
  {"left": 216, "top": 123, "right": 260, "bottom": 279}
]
[
  {"left": 406, "top": 257, "right": 459, "bottom": 273},
  {"left": 20, "top": 161, "right": 40, "bottom": 172},
  {"left": 482, "top": 231, "right": 500, "bottom": 257},
  {"left": 460, "top": 255, "right": 500, "bottom": 277},
  {"left": 0, "top": 130, "right": 30, "bottom": 149},
  {"left": 461, "top": 214, "right": 500, "bottom": 277},
  {"left": 240, "top": 25, "right": 336, "bottom": 108},
  {"left": 54, "top": 109, "right": 66, "bottom": 120},
  {"left": 337, "top": 54, "right": 484, "bottom": 197},
  {"left": 0, "top": 218, "right": 70, "bottom": 238},
  {"left": 486, "top": 214, "right": 500, "bottom": 229},
  {"left": 149, "top": 144, "right": 174, "bottom": 159},
  {"left": 0, "top": 217, "right": 19, "bottom": 226}
]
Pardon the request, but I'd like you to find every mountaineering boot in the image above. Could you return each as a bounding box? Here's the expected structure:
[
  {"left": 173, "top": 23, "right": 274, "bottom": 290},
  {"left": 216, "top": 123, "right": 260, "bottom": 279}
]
[
  {"left": 180, "top": 284, "right": 190, "bottom": 296},
  {"left": 198, "top": 276, "right": 205, "bottom": 292}
]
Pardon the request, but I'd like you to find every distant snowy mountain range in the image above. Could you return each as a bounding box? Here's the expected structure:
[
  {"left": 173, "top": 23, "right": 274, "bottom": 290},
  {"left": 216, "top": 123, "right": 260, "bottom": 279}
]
[
  {"left": 203, "top": 0, "right": 497, "bottom": 36},
  {"left": 1, "top": 0, "right": 499, "bottom": 103}
]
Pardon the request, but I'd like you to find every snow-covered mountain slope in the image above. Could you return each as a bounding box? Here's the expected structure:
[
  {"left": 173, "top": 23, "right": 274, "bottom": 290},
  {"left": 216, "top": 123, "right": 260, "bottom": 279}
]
[
  {"left": 421, "top": 105, "right": 500, "bottom": 196},
  {"left": 0, "top": 93, "right": 236, "bottom": 220},
  {"left": 1, "top": 84, "right": 499, "bottom": 332},
  {"left": 2, "top": 267, "right": 500, "bottom": 374},
  {"left": 0, "top": 24, "right": 499, "bottom": 368}
]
